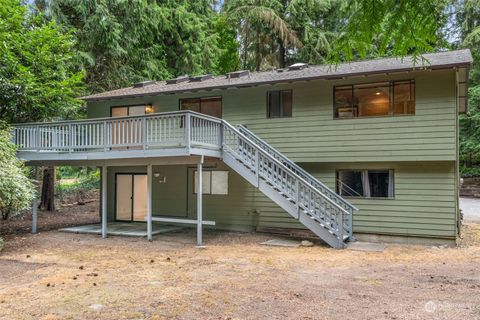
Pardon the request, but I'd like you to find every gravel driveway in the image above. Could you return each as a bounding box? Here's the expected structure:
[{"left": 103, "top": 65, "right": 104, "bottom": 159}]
[{"left": 460, "top": 197, "right": 480, "bottom": 223}]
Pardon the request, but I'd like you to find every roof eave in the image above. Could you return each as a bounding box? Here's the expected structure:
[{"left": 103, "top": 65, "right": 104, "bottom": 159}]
[{"left": 80, "top": 61, "right": 472, "bottom": 102}]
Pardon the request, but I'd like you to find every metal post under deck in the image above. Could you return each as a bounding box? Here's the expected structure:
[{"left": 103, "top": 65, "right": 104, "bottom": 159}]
[
  {"left": 147, "top": 164, "right": 153, "bottom": 241},
  {"left": 196, "top": 155, "right": 204, "bottom": 247},
  {"left": 101, "top": 165, "right": 107, "bottom": 238},
  {"left": 32, "top": 166, "right": 38, "bottom": 234}
]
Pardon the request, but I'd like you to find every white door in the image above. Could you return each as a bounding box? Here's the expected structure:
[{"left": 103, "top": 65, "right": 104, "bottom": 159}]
[{"left": 116, "top": 174, "right": 148, "bottom": 222}]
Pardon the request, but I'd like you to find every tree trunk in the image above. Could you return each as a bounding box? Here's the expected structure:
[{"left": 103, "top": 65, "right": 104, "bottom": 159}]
[
  {"left": 278, "top": 38, "right": 286, "bottom": 68},
  {"left": 40, "top": 166, "right": 55, "bottom": 212},
  {"left": 255, "top": 30, "right": 261, "bottom": 71}
]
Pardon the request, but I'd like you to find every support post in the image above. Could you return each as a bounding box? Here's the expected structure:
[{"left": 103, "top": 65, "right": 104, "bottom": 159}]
[
  {"left": 32, "top": 166, "right": 38, "bottom": 234},
  {"left": 196, "top": 155, "right": 204, "bottom": 246},
  {"left": 147, "top": 164, "right": 153, "bottom": 241},
  {"left": 101, "top": 165, "right": 108, "bottom": 238}
]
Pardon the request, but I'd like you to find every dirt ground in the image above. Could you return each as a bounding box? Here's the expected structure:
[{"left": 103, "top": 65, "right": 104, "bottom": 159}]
[
  {"left": 0, "top": 220, "right": 479, "bottom": 320},
  {"left": 0, "top": 202, "right": 99, "bottom": 235}
]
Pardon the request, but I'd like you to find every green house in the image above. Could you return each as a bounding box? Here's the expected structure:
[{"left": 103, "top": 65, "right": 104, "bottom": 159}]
[{"left": 13, "top": 49, "right": 472, "bottom": 248}]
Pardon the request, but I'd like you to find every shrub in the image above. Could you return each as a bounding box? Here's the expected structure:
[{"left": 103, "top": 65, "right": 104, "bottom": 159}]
[
  {"left": 0, "top": 128, "right": 35, "bottom": 220},
  {"left": 460, "top": 166, "right": 480, "bottom": 178}
]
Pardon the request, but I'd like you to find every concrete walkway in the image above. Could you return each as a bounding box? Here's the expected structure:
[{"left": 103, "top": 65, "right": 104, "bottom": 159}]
[
  {"left": 460, "top": 197, "right": 480, "bottom": 223},
  {"left": 59, "top": 222, "right": 182, "bottom": 237}
]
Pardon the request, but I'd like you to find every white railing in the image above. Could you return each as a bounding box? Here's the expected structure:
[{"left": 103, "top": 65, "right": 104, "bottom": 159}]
[
  {"left": 12, "top": 111, "right": 221, "bottom": 153},
  {"left": 237, "top": 124, "right": 357, "bottom": 239},
  {"left": 12, "top": 110, "right": 352, "bottom": 246},
  {"left": 222, "top": 121, "right": 349, "bottom": 244}
]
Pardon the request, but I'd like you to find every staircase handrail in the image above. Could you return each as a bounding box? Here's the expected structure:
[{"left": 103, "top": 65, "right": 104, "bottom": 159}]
[
  {"left": 221, "top": 121, "right": 351, "bottom": 217},
  {"left": 237, "top": 124, "right": 358, "bottom": 212}
]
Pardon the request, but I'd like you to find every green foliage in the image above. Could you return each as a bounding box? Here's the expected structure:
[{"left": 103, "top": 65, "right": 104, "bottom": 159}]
[
  {"left": 460, "top": 165, "right": 480, "bottom": 178},
  {"left": 223, "top": 0, "right": 303, "bottom": 70},
  {"left": 0, "top": 129, "right": 35, "bottom": 220},
  {"left": 0, "top": 237, "right": 4, "bottom": 251},
  {"left": 214, "top": 15, "right": 241, "bottom": 74},
  {"left": 330, "top": 0, "right": 450, "bottom": 63},
  {"left": 0, "top": 0, "right": 85, "bottom": 123},
  {"left": 460, "top": 86, "right": 480, "bottom": 164},
  {"left": 56, "top": 169, "right": 100, "bottom": 196},
  {"left": 49, "top": 0, "right": 221, "bottom": 93},
  {"left": 457, "top": 0, "right": 480, "bottom": 167}
]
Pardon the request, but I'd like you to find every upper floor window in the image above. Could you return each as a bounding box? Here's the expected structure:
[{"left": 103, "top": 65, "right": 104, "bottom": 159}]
[
  {"left": 180, "top": 96, "right": 222, "bottom": 118},
  {"left": 334, "top": 80, "right": 415, "bottom": 119},
  {"left": 111, "top": 104, "right": 153, "bottom": 117},
  {"left": 336, "top": 169, "right": 394, "bottom": 198},
  {"left": 267, "top": 90, "right": 292, "bottom": 118}
]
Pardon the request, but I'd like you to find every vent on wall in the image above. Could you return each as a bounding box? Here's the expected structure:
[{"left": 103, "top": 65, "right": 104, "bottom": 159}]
[
  {"left": 133, "top": 80, "right": 156, "bottom": 88},
  {"left": 166, "top": 76, "right": 189, "bottom": 85},
  {"left": 189, "top": 74, "right": 213, "bottom": 82},
  {"left": 227, "top": 70, "right": 250, "bottom": 79},
  {"left": 288, "top": 63, "right": 308, "bottom": 71}
]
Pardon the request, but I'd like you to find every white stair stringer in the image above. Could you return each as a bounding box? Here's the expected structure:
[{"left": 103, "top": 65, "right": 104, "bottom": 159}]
[{"left": 220, "top": 122, "right": 356, "bottom": 249}]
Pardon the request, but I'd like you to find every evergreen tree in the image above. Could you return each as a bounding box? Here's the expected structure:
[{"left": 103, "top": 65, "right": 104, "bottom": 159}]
[
  {"left": 457, "top": 0, "right": 480, "bottom": 166},
  {"left": 49, "top": 0, "right": 222, "bottom": 93},
  {"left": 0, "top": 0, "right": 84, "bottom": 123}
]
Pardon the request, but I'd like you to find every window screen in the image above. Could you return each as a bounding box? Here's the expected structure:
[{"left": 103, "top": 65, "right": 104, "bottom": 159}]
[
  {"left": 194, "top": 170, "right": 229, "bottom": 195},
  {"left": 267, "top": 90, "right": 292, "bottom": 118},
  {"left": 337, "top": 169, "right": 394, "bottom": 198}
]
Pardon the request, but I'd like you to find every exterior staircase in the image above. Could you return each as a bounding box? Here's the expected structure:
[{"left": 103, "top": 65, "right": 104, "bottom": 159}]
[
  {"left": 220, "top": 121, "right": 357, "bottom": 248},
  {"left": 12, "top": 110, "right": 357, "bottom": 248}
]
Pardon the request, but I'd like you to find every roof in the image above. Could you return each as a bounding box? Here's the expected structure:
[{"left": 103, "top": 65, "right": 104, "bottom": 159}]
[{"left": 81, "top": 49, "right": 472, "bottom": 101}]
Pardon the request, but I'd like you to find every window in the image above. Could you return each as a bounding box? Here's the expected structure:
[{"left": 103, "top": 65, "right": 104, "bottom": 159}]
[
  {"left": 194, "top": 171, "right": 229, "bottom": 195},
  {"left": 336, "top": 169, "right": 394, "bottom": 198},
  {"left": 267, "top": 90, "right": 292, "bottom": 118},
  {"left": 180, "top": 96, "right": 222, "bottom": 118},
  {"left": 334, "top": 80, "right": 415, "bottom": 118},
  {"left": 111, "top": 105, "right": 153, "bottom": 117}
]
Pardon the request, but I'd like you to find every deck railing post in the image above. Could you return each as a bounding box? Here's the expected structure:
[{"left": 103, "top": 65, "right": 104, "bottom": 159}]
[
  {"left": 337, "top": 209, "right": 344, "bottom": 249},
  {"left": 35, "top": 125, "right": 40, "bottom": 151},
  {"left": 295, "top": 179, "right": 300, "bottom": 218},
  {"left": 186, "top": 113, "right": 191, "bottom": 153},
  {"left": 255, "top": 149, "right": 260, "bottom": 187},
  {"left": 68, "top": 123, "right": 73, "bottom": 153},
  {"left": 218, "top": 122, "right": 223, "bottom": 151},
  {"left": 348, "top": 207, "right": 353, "bottom": 240},
  {"left": 103, "top": 121, "right": 108, "bottom": 152},
  {"left": 142, "top": 117, "right": 147, "bottom": 150}
]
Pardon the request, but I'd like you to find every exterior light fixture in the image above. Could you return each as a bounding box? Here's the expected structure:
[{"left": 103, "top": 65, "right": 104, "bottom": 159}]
[
  {"left": 375, "top": 92, "right": 381, "bottom": 95},
  {"left": 145, "top": 104, "right": 154, "bottom": 114}
]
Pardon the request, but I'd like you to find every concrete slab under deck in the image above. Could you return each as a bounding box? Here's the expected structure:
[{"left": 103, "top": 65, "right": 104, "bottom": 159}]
[{"left": 59, "top": 222, "right": 182, "bottom": 237}]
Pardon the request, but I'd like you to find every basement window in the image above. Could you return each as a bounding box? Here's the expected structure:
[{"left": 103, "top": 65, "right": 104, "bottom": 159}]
[
  {"left": 336, "top": 169, "right": 394, "bottom": 198},
  {"left": 334, "top": 80, "right": 415, "bottom": 118},
  {"left": 194, "top": 171, "right": 229, "bottom": 195},
  {"left": 267, "top": 90, "right": 292, "bottom": 118}
]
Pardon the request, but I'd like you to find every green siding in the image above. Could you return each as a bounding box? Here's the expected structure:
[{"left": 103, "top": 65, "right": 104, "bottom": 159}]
[
  {"left": 106, "top": 163, "right": 258, "bottom": 232},
  {"left": 255, "top": 161, "right": 457, "bottom": 238},
  {"left": 104, "top": 161, "right": 457, "bottom": 239},
  {"left": 88, "top": 69, "right": 458, "bottom": 163},
  {"left": 91, "top": 67, "right": 459, "bottom": 239}
]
